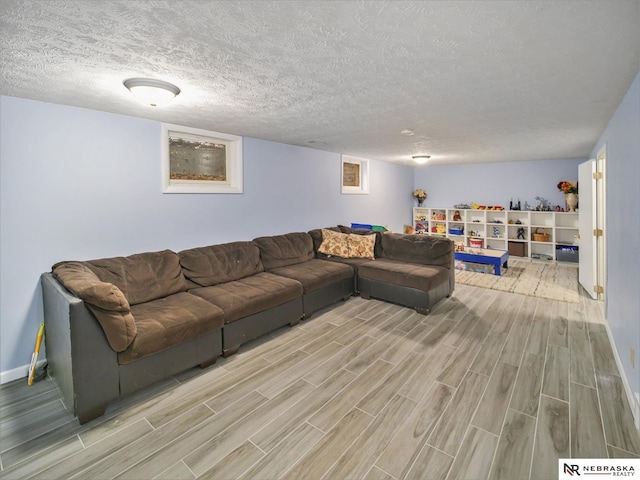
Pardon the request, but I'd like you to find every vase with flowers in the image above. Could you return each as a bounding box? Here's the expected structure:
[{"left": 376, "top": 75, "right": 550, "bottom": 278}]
[
  {"left": 413, "top": 188, "right": 427, "bottom": 206},
  {"left": 557, "top": 181, "right": 578, "bottom": 212}
]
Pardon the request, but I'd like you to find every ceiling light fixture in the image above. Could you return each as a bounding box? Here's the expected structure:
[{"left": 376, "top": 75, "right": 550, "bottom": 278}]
[
  {"left": 412, "top": 155, "right": 431, "bottom": 164},
  {"left": 123, "top": 78, "right": 180, "bottom": 107},
  {"left": 400, "top": 129, "right": 415, "bottom": 136}
]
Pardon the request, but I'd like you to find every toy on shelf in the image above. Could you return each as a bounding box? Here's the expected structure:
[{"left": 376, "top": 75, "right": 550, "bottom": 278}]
[
  {"left": 470, "top": 202, "right": 504, "bottom": 210},
  {"left": 534, "top": 196, "right": 553, "bottom": 211}
]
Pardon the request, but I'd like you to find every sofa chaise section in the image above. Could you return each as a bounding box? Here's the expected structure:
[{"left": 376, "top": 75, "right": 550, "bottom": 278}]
[
  {"left": 43, "top": 250, "right": 224, "bottom": 424},
  {"left": 253, "top": 232, "right": 354, "bottom": 319},
  {"left": 179, "top": 241, "right": 304, "bottom": 356},
  {"left": 358, "top": 233, "right": 455, "bottom": 314}
]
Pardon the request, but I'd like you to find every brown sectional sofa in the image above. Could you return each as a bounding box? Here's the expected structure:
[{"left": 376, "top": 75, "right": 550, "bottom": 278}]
[{"left": 41, "top": 228, "right": 454, "bottom": 424}]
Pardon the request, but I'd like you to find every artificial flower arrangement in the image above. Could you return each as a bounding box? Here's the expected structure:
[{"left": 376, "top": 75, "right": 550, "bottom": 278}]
[
  {"left": 413, "top": 188, "right": 427, "bottom": 203},
  {"left": 557, "top": 181, "right": 578, "bottom": 194}
]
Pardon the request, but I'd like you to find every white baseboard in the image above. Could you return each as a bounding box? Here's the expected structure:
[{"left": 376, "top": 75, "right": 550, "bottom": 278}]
[
  {"left": 604, "top": 322, "right": 640, "bottom": 433},
  {"left": 0, "top": 358, "right": 47, "bottom": 385}
]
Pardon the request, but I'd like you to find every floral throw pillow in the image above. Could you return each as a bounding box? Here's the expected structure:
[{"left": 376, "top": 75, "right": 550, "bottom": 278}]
[
  {"left": 348, "top": 233, "right": 376, "bottom": 259},
  {"left": 318, "top": 229, "right": 350, "bottom": 258}
]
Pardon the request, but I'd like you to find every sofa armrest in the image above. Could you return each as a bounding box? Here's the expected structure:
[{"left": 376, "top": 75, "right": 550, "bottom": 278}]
[
  {"left": 52, "top": 261, "right": 136, "bottom": 351},
  {"left": 41, "top": 273, "right": 119, "bottom": 424}
]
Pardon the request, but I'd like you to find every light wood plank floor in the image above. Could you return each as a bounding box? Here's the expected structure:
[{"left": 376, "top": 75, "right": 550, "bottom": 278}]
[{"left": 1, "top": 284, "right": 639, "bottom": 479}]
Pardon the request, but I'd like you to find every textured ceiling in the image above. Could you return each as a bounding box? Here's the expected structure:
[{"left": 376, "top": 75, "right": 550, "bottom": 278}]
[{"left": 1, "top": 1, "right": 639, "bottom": 166}]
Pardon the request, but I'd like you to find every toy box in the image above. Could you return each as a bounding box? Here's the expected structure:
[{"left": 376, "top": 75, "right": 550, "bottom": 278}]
[
  {"left": 556, "top": 245, "right": 578, "bottom": 263},
  {"left": 455, "top": 260, "right": 495, "bottom": 274},
  {"left": 469, "top": 238, "right": 484, "bottom": 248},
  {"left": 508, "top": 241, "right": 526, "bottom": 257}
]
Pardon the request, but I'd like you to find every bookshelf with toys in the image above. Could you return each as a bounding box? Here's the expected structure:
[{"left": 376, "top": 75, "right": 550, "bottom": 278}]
[{"left": 412, "top": 207, "right": 578, "bottom": 262}]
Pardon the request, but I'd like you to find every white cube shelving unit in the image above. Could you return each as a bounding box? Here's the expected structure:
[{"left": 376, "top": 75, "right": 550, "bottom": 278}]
[{"left": 412, "top": 207, "right": 579, "bottom": 262}]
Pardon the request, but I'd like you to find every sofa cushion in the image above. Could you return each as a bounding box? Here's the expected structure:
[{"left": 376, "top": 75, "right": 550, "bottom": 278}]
[
  {"left": 347, "top": 233, "right": 376, "bottom": 259},
  {"left": 381, "top": 233, "right": 452, "bottom": 267},
  {"left": 268, "top": 259, "right": 354, "bottom": 294},
  {"left": 317, "top": 229, "right": 350, "bottom": 258},
  {"left": 319, "top": 256, "right": 373, "bottom": 275},
  {"left": 53, "top": 261, "right": 130, "bottom": 312},
  {"left": 179, "top": 241, "right": 264, "bottom": 287},
  {"left": 338, "top": 226, "right": 384, "bottom": 258},
  {"left": 253, "top": 232, "right": 315, "bottom": 269},
  {"left": 358, "top": 259, "right": 451, "bottom": 292},
  {"left": 52, "top": 261, "right": 137, "bottom": 352},
  {"left": 118, "top": 292, "right": 225, "bottom": 365},
  {"left": 312, "top": 228, "right": 376, "bottom": 260},
  {"left": 308, "top": 227, "right": 342, "bottom": 259},
  {"left": 86, "top": 250, "right": 188, "bottom": 305},
  {"left": 190, "top": 272, "right": 303, "bottom": 323}
]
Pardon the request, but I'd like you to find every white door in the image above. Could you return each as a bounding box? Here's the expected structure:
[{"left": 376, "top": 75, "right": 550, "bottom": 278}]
[
  {"left": 579, "top": 159, "right": 597, "bottom": 299},
  {"left": 596, "top": 145, "right": 606, "bottom": 302}
]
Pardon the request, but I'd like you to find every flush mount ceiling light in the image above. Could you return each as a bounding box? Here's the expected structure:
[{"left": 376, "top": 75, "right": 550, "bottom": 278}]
[
  {"left": 123, "top": 78, "right": 180, "bottom": 107},
  {"left": 400, "top": 129, "right": 415, "bottom": 136},
  {"left": 412, "top": 155, "right": 431, "bottom": 164}
]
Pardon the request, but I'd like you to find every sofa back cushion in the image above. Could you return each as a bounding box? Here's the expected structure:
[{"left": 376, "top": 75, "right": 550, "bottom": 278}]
[
  {"left": 253, "top": 232, "right": 315, "bottom": 270},
  {"left": 86, "top": 250, "right": 187, "bottom": 305},
  {"left": 179, "top": 241, "right": 264, "bottom": 287},
  {"left": 381, "top": 233, "right": 452, "bottom": 267}
]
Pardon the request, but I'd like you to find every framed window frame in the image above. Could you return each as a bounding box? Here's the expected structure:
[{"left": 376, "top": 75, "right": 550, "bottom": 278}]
[
  {"left": 341, "top": 155, "right": 370, "bottom": 195},
  {"left": 161, "top": 123, "right": 243, "bottom": 194}
]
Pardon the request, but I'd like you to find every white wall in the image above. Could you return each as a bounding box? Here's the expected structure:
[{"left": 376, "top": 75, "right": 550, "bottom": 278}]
[
  {"left": 590, "top": 70, "right": 640, "bottom": 424},
  {"left": 413, "top": 159, "right": 584, "bottom": 210},
  {"left": 0, "top": 95, "right": 414, "bottom": 380}
]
